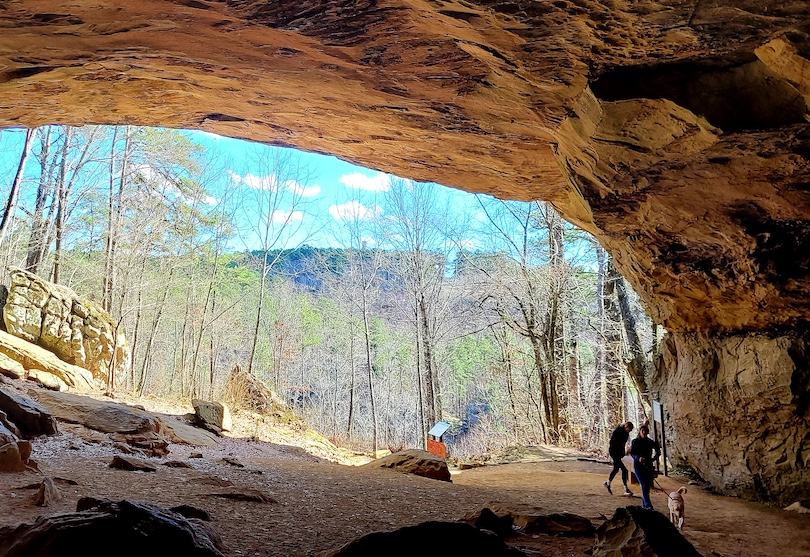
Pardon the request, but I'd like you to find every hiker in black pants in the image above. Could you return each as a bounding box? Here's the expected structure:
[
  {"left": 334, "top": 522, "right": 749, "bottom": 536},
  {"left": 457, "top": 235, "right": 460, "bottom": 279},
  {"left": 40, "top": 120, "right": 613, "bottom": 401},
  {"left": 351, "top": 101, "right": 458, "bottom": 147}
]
[
  {"left": 604, "top": 421, "right": 634, "bottom": 496},
  {"left": 630, "top": 424, "right": 661, "bottom": 510}
]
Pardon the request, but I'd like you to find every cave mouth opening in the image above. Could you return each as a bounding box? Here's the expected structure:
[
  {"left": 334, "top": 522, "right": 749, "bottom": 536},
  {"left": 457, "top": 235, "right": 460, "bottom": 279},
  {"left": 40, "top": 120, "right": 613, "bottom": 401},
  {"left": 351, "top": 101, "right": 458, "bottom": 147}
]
[{"left": 591, "top": 55, "right": 807, "bottom": 133}]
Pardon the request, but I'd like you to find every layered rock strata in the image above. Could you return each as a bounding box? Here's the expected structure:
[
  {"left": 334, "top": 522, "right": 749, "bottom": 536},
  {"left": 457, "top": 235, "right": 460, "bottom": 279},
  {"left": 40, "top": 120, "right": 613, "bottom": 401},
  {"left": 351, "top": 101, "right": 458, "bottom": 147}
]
[
  {"left": 0, "top": 1, "right": 809, "bottom": 502},
  {"left": 653, "top": 332, "right": 810, "bottom": 505},
  {"left": 3, "top": 268, "right": 129, "bottom": 386}
]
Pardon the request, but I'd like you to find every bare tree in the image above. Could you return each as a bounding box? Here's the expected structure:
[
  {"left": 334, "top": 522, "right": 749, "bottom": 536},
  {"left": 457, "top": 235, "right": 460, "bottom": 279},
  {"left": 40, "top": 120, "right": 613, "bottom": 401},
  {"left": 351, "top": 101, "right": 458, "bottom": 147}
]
[{"left": 0, "top": 128, "right": 36, "bottom": 248}]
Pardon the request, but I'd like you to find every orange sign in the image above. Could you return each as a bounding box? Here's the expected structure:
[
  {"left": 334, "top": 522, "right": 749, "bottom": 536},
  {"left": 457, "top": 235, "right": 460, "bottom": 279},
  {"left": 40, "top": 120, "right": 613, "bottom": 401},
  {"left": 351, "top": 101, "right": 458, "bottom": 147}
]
[{"left": 427, "top": 439, "right": 447, "bottom": 459}]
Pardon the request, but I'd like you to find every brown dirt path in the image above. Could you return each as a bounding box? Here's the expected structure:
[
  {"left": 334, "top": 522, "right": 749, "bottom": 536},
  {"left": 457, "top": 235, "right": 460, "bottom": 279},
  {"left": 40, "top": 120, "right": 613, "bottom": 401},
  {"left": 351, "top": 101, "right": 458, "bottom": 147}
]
[{"left": 1, "top": 433, "right": 808, "bottom": 556}]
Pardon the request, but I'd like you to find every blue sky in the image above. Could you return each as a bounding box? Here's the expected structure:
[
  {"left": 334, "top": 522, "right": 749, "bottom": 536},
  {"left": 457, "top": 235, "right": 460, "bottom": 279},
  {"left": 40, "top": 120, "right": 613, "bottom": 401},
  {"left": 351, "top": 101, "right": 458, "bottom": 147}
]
[{"left": 0, "top": 126, "right": 595, "bottom": 266}]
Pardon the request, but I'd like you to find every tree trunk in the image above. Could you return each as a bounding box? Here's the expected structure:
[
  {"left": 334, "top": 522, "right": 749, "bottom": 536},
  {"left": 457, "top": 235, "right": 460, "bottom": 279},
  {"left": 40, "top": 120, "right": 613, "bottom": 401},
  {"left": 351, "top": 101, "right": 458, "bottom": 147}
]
[
  {"left": 247, "top": 253, "right": 269, "bottom": 377},
  {"left": 615, "top": 268, "right": 652, "bottom": 417},
  {"left": 0, "top": 128, "right": 37, "bottom": 247},
  {"left": 50, "top": 129, "right": 74, "bottom": 284}
]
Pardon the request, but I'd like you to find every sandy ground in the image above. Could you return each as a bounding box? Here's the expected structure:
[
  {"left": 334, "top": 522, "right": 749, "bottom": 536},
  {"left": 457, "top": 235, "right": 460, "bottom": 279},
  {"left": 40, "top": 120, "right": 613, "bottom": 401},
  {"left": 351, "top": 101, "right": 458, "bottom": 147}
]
[{"left": 1, "top": 430, "right": 808, "bottom": 557}]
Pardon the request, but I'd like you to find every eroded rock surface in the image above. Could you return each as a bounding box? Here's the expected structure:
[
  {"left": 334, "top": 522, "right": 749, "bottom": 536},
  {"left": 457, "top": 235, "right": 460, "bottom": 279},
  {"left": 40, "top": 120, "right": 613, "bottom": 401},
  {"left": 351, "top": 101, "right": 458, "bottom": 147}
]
[
  {"left": 3, "top": 268, "right": 129, "bottom": 385},
  {"left": 591, "top": 506, "right": 701, "bottom": 557},
  {"left": 653, "top": 332, "right": 810, "bottom": 505},
  {"left": 362, "top": 449, "right": 451, "bottom": 482},
  {"left": 0, "top": 330, "right": 94, "bottom": 391},
  {"left": 0, "top": 385, "right": 57, "bottom": 437},
  {"left": 0, "top": 498, "right": 224, "bottom": 557}
]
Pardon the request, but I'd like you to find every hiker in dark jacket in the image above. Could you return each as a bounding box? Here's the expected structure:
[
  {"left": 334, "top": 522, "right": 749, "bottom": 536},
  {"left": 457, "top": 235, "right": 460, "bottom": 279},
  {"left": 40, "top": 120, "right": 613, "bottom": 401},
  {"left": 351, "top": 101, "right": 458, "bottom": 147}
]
[
  {"left": 604, "top": 421, "right": 634, "bottom": 495},
  {"left": 630, "top": 424, "right": 661, "bottom": 510}
]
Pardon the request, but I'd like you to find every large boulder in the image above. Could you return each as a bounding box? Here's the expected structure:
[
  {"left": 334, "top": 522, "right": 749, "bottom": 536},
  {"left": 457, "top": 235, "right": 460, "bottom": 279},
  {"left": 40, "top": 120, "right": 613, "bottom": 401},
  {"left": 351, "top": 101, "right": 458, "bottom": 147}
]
[
  {"left": 0, "top": 385, "right": 57, "bottom": 437},
  {"left": 191, "top": 399, "right": 232, "bottom": 436},
  {"left": 322, "top": 521, "right": 526, "bottom": 557},
  {"left": 2, "top": 268, "right": 130, "bottom": 386},
  {"left": 31, "top": 390, "right": 156, "bottom": 434},
  {"left": 362, "top": 449, "right": 451, "bottom": 482},
  {"left": 0, "top": 498, "right": 224, "bottom": 557},
  {"left": 0, "top": 330, "right": 95, "bottom": 390},
  {"left": 591, "top": 507, "right": 702, "bottom": 557},
  {"left": 31, "top": 390, "right": 171, "bottom": 456}
]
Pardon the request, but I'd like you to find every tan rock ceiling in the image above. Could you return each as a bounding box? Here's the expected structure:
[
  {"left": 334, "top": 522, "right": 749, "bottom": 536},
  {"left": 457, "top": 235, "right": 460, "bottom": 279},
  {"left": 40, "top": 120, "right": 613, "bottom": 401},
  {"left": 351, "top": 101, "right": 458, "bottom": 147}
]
[{"left": 1, "top": 0, "right": 809, "bottom": 333}]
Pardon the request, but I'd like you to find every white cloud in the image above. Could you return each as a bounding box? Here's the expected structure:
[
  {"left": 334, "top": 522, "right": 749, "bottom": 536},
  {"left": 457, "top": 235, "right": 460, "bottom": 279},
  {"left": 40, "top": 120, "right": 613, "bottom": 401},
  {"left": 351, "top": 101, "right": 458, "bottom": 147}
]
[
  {"left": 270, "top": 210, "right": 304, "bottom": 223},
  {"left": 328, "top": 201, "right": 381, "bottom": 221},
  {"left": 202, "top": 195, "right": 218, "bottom": 206},
  {"left": 338, "top": 172, "right": 391, "bottom": 192},
  {"left": 360, "top": 236, "right": 376, "bottom": 246},
  {"left": 286, "top": 180, "right": 321, "bottom": 198},
  {"left": 229, "top": 170, "right": 279, "bottom": 191}
]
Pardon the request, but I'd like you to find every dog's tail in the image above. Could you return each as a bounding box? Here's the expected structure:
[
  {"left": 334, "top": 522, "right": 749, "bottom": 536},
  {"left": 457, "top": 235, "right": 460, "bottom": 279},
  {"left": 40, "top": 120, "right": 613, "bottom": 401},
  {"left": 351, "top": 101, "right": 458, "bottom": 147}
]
[{"left": 677, "top": 486, "right": 687, "bottom": 494}]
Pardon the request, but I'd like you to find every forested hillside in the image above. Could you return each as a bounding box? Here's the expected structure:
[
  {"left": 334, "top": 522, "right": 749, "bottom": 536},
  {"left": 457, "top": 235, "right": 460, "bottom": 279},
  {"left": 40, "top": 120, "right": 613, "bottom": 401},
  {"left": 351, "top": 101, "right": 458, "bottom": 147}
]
[{"left": 0, "top": 125, "right": 659, "bottom": 456}]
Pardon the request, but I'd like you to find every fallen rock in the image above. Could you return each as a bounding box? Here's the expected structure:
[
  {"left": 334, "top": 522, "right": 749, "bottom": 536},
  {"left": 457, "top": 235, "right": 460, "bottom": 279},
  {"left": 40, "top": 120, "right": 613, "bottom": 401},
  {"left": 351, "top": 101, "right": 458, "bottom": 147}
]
[
  {"left": 0, "top": 410, "right": 21, "bottom": 438},
  {"left": 163, "top": 460, "right": 193, "bottom": 469},
  {"left": 463, "top": 507, "right": 514, "bottom": 537},
  {"left": 221, "top": 456, "right": 244, "bottom": 468},
  {"left": 110, "top": 431, "right": 169, "bottom": 457},
  {"left": 3, "top": 267, "right": 130, "bottom": 386},
  {"left": 784, "top": 501, "right": 810, "bottom": 514},
  {"left": 33, "top": 477, "right": 61, "bottom": 507},
  {"left": 362, "top": 449, "right": 451, "bottom": 482},
  {"left": 321, "top": 521, "right": 526, "bottom": 557},
  {"left": 0, "top": 386, "right": 57, "bottom": 437},
  {"left": 192, "top": 399, "right": 232, "bottom": 435},
  {"left": 206, "top": 487, "right": 276, "bottom": 503},
  {"left": 0, "top": 352, "right": 25, "bottom": 379},
  {"left": 26, "top": 370, "right": 67, "bottom": 392},
  {"left": 158, "top": 415, "right": 218, "bottom": 447},
  {"left": 31, "top": 390, "right": 157, "bottom": 434},
  {"left": 109, "top": 455, "right": 156, "bottom": 472},
  {"left": 0, "top": 442, "right": 29, "bottom": 472},
  {"left": 591, "top": 506, "right": 702, "bottom": 557},
  {"left": 0, "top": 498, "right": 224, "bottom": 557},
  {"left": 464, "top": 503, "right": 594, "bottom": 537},
  {"left": 223, "top": 364, "right": 294, "bottom": 421},
  {"left": 0, "top": 330, "right": 95, "bottom": 391}
]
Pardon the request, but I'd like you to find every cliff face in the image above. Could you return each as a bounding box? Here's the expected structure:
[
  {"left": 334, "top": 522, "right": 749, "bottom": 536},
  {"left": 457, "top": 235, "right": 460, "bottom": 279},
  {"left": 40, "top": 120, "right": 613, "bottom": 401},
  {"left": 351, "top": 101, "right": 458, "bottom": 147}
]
[{"left": 0, "top": 0, "right": 808, "bottom": 501}]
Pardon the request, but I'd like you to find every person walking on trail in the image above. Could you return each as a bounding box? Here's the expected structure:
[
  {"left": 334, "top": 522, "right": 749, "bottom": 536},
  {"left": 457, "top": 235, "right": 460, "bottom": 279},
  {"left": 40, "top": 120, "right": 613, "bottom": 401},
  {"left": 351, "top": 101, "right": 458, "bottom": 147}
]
[
  {"left": 604, "top": 421, "right": 634, "bottom": 495},
  {"left": 630, "top": 424, "right": 661, "bottom": 510}
]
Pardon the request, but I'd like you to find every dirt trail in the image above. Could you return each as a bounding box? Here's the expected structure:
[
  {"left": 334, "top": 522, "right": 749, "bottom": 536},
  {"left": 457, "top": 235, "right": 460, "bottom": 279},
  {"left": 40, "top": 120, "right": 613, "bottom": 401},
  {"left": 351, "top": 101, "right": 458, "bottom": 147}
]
[{"left": 1, "top": 430, "right": 808, "bottom": 557}]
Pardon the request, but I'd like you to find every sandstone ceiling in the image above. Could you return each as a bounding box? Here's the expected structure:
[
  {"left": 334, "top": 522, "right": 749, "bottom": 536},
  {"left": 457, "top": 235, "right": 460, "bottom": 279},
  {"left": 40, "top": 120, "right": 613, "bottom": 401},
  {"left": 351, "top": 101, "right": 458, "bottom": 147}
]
[{"left": 1, "top": 0, "right": 809, "bottom": 335}]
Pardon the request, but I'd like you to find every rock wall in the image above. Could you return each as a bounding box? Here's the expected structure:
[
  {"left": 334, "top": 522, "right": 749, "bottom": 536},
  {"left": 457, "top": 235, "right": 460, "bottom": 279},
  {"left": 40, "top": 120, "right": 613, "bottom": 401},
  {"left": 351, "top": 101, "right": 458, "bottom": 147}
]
[
  {"left": 2, "top": 268, "right": 129, "bottom": 386},
  {"left": 653, "top": 332, "right": 810, "bottom": 505}
]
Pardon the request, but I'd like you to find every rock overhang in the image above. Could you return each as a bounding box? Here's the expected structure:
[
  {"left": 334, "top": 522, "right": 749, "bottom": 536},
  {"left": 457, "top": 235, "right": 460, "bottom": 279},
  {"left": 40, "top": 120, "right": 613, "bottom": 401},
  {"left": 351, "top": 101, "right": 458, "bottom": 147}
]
[{"left": 0, "top": 0, "right": 809, "bottom": 334}]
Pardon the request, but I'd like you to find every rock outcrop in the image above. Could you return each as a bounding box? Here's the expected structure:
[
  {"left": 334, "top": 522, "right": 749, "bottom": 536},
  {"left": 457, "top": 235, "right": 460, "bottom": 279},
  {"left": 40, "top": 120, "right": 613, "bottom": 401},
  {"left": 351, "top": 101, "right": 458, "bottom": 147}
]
[
  {"left": 653, "top": 332, "right": 810, "bottom": 505},
  {"left": 3, "top": 268, "right": 129, "bottom": 386},
  {"left": 0, "top": 0, "right": 809, "bottom": 504},
  {"left": 362, "top": 449, "right": 451, "bottom": 482},
  {"left": 31, "top": 390, "right": 171, "bottom": 456},
  {"left": 0, "top": 498, "right": 224, "bottom": 557},
  {"left": 0, "top": 386, "right": 57, "bottom": 437},
  {"left": 0, "top": 330, "right": 95, "bottom": 391},
  {"left": 591, "top": 506, "right": 701, "bottom": 557}
]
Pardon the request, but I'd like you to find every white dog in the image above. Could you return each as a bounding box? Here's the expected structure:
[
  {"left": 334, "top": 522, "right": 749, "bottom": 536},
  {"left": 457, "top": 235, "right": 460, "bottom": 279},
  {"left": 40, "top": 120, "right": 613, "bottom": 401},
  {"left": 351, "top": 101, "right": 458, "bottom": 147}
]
[{"left": 668, "top": 486, "right": 687, "bottom": 529}]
